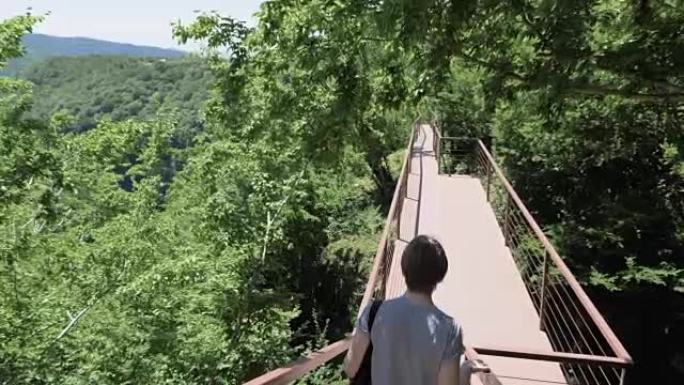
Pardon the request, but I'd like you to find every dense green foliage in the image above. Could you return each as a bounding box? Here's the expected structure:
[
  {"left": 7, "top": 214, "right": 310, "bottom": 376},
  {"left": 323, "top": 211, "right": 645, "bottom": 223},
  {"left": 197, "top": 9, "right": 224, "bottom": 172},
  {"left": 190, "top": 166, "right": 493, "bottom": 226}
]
[
  {"left": 2, "top": 33, "right": 185, "bottom": 76},
  {"left": 23, "top": 55, "right": 212, "bottom": 144},
  {"left": 1, "top": 12, "right": 390, "bottom": 385},
  {"left": 173, "top": 1, "right": 683, "bottom": 382},
  {"left": 2, "top": 0, "right": 684, "bottom": 384}
]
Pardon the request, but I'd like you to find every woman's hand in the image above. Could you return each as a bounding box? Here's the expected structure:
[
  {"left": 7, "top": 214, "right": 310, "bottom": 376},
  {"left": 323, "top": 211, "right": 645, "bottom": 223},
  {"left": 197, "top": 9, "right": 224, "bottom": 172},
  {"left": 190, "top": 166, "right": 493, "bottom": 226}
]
[{"left": 343, "top": 330, "right": 370, "bottom": 378}]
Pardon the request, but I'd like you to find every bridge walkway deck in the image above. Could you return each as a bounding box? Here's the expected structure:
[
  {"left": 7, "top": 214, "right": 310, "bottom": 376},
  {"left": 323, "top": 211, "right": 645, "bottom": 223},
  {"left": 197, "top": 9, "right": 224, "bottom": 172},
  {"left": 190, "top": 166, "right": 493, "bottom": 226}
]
[{"left": 385, "top": 125, "right": 568, "bottom": 385}]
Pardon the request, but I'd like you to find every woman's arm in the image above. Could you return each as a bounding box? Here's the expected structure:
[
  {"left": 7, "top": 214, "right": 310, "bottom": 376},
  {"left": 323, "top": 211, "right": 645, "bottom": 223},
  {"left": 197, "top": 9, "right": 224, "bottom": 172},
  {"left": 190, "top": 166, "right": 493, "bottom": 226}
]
[
  {"left": 344, "top": 303, "right": 373, "bottom": 378},
  {"left": 343, "top": 330, "right": 370, "bottom": 378},
  {"left": 439, "top": 321, "right": 465, "bottom": 385},
  {"left": 437, "top": 357, "right": 461, "bottom": 385}
]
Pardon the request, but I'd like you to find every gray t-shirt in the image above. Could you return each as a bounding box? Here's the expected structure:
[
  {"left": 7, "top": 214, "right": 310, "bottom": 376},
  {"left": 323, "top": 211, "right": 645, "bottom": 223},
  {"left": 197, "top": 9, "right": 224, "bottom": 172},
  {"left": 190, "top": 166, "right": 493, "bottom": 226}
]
[{"left": 357, "top": 295, "right": 464, "bottom": 385}]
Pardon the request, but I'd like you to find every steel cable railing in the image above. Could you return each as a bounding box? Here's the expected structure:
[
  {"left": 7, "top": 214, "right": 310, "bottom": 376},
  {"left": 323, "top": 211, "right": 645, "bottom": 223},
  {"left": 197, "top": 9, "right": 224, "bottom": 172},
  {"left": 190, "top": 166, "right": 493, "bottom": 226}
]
[{"left": 431, "top": 123, "right": 632, "bottom": 385}]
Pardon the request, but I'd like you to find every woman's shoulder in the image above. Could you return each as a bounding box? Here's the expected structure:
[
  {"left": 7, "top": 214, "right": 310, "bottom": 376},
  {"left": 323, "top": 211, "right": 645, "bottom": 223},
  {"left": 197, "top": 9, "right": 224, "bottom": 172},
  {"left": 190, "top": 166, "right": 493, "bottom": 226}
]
[
  {"left": 424, "top": 305, "right": 463, "bottom": 337},
  {"left": 432, "top": 307, "right": 460, "bottom": 330}
]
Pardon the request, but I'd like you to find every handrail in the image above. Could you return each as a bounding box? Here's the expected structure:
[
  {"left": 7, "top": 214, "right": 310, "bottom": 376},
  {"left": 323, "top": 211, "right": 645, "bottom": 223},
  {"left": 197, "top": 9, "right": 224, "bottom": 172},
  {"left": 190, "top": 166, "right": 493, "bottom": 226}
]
[
  {"left": 430, "top": 122, "right": 630, "bottom": 362},
  {"left": 474, "top": 346, "right": 631, "bottom": 368},
  {"left": 414, "top": 124, "right": 424, "bottom": 237},
  {"left": 465, "top": 347, "right": 503, "bottom": 385},
  {"left": 243, "top": 123, "right": 418, "bottom": 385},
  {"left": 431, "top": 122, "right": 631, "bottom": 385},
  {"left": 242, "top": 339, "right": 350, "bottom": 385},
  {"left": 474, "top": 140, "right": 632, "bottom": 363},
  {"left": 359, "top": 122, "right": 416, "bottom": 315}
]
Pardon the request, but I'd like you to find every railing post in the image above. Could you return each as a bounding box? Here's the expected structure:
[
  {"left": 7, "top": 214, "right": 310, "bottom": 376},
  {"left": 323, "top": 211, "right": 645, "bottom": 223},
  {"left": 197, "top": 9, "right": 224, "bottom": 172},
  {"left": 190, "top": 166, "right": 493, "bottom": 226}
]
[
  {"left": 405, "top": 153, "right": 411, "bottom": 200},
  {"left": 433, "top": 125, "right": 437, "bottom": 155},
  {"left": 481, "top": 134, "right": 493, "bottom": 152},
  {"left": 397, "top": 188, "right": 403, "bottom": 237},
  {"left": 539, "top": 250, "right": 549, "bottom": 331},
  {"left": 485, "top": 162, "right": 492, "bottom": 202},
  {"left": 503, "top": 196, "right": 511, "bottom": 246},
  {"left": 437, "top": 138, "right": 442, "bottom": 173},
  {"left": 380, "top": 239, "right": 392, "bottom": 298}
]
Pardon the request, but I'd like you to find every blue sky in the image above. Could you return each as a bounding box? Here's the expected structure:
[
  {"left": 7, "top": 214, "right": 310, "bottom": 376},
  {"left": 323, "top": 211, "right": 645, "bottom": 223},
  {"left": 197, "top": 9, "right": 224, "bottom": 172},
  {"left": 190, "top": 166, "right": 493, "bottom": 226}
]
[{"left": 1, "top": 0, "right": 264, "bottom": 50}]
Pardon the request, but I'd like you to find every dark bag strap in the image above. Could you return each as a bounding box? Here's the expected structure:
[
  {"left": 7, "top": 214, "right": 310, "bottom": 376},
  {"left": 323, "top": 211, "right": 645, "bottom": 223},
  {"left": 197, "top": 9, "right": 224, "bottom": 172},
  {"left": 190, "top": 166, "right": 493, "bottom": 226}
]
[
  {"left": 368, "top": 299, "right": 383, "bottom": 331},
  {"left": 351, "top": 300, "right": 383, "bottom": 385}
]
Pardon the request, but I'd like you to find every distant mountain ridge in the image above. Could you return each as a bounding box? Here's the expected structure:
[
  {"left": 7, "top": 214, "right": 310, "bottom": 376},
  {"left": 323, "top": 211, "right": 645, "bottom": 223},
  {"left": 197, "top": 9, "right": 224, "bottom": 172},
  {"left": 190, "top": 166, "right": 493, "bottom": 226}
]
[{"left": 3, "top": 34, "right": 186, "bottom": 75}]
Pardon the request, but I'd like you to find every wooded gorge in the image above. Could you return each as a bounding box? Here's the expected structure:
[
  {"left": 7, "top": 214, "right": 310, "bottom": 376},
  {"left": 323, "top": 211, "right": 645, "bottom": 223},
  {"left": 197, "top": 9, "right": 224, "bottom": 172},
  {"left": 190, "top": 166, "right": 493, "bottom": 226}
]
[
  {"left": 23, "top": 56, "right": 212, "bottom": 139},
  {"left": 1, "top": 1, "right": 683, "bottom": 384}
]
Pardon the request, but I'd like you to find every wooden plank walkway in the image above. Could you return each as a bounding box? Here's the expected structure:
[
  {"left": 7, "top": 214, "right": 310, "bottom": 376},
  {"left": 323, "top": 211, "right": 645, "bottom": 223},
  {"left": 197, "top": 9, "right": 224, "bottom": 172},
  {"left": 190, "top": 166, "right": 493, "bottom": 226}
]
[{"left": 385, "top": 125, "right": 568, "bottom": 385}]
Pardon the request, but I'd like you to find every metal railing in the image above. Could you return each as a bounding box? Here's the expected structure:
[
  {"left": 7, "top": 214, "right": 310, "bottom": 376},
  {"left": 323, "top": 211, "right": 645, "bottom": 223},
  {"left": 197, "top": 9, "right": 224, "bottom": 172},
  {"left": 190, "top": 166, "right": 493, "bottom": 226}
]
[
  {"left": 243, "top": 121, "right": 632, "bottom": 385},
  {"left": 371, "top": 120, "right": 419, "bottom": 314},
  {"left": 432, "top": 124, "right": 632, "bottom": 385},
  {"left": 243, "top": 122, "right": 420, "bottom": 385}
]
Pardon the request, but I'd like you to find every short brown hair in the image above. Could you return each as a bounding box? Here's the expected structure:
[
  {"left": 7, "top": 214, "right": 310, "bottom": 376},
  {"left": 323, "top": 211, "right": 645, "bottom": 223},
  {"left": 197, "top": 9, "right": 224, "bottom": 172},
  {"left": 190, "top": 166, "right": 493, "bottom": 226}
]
[{"left": 401, "top": 235, "right": 448, "bottom": 293}]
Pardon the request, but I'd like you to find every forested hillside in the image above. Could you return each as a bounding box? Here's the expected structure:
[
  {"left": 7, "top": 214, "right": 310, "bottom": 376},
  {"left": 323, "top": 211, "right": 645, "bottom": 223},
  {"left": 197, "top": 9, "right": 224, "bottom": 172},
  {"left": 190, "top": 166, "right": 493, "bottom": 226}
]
[
  {"left": 1, "top": 1, "right": 683, "bottom": 385},
  {"left": 3, "top": 33, "right": 185, "bottom": 75},
  {"left": 1, "top": 13, "right": 386, "bottom": 385},
  {"left": 23, "top": 56, "right": 212, "bottom": 142}
]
